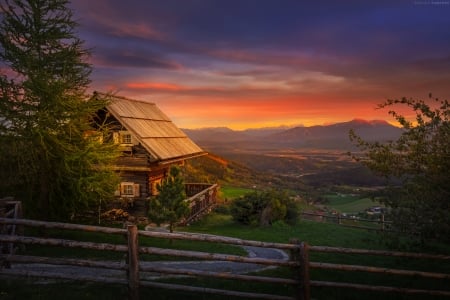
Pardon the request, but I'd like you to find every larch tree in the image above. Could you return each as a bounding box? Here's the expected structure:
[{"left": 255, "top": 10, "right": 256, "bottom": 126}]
[
  {"left": 350, "top": 96, "right": 449, "bottom": 243},
  {"left": 0, "top": 0, "right": 119, "bottom": 220}
]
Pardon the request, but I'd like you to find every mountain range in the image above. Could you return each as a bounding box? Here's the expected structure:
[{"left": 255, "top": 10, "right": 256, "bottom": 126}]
[{"left": 182, "top": 119, "right": 403, "bottom": 151}]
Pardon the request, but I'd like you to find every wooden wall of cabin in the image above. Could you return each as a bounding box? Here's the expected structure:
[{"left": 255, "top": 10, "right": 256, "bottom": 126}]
[
  {"left": 148, "top": 168, "right": 168, "bottom": 196},
  {"left": 147, "top": 162, "right": 184, "bottom": 197},
  {"left": 118, "top": 171, "right": 148, "bottom": 198}
]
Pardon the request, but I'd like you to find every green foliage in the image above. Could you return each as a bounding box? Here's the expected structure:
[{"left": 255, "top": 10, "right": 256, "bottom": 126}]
[
  {"left": 350, "top": 96, "right": 450, "bottom": 243},
  {"left": 0, "top": 0, "right": 120, "bottom": 220},
  {"left": 148, "top": 166, "right": 189, "bottom": 232},
  {"left": 230, "top": 189, "right": 300, "bottom": 226}
]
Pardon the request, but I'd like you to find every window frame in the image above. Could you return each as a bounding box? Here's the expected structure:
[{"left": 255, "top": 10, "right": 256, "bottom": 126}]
[
  {"left": 119, "top": 182, "right": 140, "bottom": 198},
  {"left": 121, "top": 133, "right": 132, "bottom": 144}
]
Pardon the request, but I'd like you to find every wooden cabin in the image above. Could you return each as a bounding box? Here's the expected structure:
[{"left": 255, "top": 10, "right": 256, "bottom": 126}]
[{"left": 94, "top": 93, "right": 207, "bottom": 202}]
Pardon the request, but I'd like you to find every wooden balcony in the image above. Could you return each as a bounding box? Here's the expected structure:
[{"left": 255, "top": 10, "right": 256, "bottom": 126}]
[{"left": 181, "top": 183, "right": 219, "bottom": 226}]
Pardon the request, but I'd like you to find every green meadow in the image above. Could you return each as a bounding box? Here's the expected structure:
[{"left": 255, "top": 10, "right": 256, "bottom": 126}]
[{"left": 323, "top": 193, "right": 381, "bottom": 213}]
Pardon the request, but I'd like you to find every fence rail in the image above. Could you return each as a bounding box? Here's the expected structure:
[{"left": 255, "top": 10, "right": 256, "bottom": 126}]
[
  {"left": 301, "top": 211, "right": 392, "bottom": 231},
  {"left": 1, "top": 217, "right": 449, "bottom": 300}
]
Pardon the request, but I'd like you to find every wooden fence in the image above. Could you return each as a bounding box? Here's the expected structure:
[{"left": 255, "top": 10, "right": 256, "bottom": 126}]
[
  {"left": 0, "top": 197, "right": 22, "bottom": 255},
  {"left": 301, "top": 211, "right": 392, "bottom": 231},
  {"left": 0, "top": 217, "right": 449, "bottom": 300}
]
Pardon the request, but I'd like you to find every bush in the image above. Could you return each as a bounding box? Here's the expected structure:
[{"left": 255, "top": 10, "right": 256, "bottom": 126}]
[
  {"left": 213, "top": 204, "right": 230, "bottom": 214},
  {"left": 230, "top": 190, "right": 300, "bottom": 226}
]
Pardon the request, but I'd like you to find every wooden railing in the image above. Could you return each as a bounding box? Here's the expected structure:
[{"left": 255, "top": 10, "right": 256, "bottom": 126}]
[
  {"left": 182, "top": 183, "right": 219, "bottom": 225},
  {"left": 0, "top": 217, "right": 449, "bottom": 300}
]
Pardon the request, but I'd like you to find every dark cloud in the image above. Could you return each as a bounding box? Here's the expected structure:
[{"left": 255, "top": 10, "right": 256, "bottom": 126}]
[
  {"left": 73, "top": 1, "right": 450, "bottom": 77},
  {"left": 69, "top": 0, "right": 450, "bottom": 128},
  {"left": 93, "top": 50, "right": 183, "bottom": 70}
]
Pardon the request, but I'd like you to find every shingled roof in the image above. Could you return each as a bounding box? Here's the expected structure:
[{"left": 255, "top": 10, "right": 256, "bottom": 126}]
[{"left": 101, "top": 93, "right": 206, "bottom": 164}]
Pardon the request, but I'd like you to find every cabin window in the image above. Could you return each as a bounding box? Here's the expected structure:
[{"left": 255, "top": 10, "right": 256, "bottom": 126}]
[
  {"left": 121, "top": 133, "right": 132, "bottom": 144},
  {"left": 113, "top": 131, "right": 134, "bottom": 145},
  {"left": 122, "top": 184, "right": 134, "bottom": 195},
  {"left": 119, "top": 182, "right": 140, "bottom": 197}
]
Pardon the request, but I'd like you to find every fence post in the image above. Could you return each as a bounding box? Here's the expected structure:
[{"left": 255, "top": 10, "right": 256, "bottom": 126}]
[
  {"left": 290, "top": 239, "right": 310, "bottom": 300},
  {"left": 127, "top": 225, "right": 140, "bottom": 300},
  {"left": 381, "top": 214, "right": 385, "bottom": 231}
]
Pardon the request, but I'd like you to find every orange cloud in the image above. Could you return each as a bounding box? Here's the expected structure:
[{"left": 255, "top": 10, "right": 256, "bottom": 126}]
[
  {"left": 157, "top": 94, "right": 400, "bottom": 130},
  {"left": 126, "top": 82, "right": 185, "bottom": 91}
]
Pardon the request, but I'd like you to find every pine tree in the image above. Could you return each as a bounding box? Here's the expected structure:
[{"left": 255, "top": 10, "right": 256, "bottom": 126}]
[
  {"left": 0, "top": 0, "right": 119, "bottom": 220},
  {"left": 148, "top": 166, "right": 189, "bottom": 233}
]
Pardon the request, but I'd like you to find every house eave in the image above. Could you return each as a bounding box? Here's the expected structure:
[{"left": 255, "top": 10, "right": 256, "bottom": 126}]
[{"left": 157, "top": 151, "right": 208, "bottom": 165}]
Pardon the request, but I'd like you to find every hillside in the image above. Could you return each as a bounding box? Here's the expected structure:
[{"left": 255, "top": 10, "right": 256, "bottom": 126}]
[
  {"left": 182, "top": 150, "right": 386, "bottom": 206},
  {"left": 183, "top": 153, "right": 276, "bottom": 189},
  {"left": 182, "top": 119, "right": 395, "bottom": 196}
]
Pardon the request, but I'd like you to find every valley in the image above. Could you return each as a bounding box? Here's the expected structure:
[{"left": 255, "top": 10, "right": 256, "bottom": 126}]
[{"left": 182, "top": 119, "right": 395, "bottom": 215}]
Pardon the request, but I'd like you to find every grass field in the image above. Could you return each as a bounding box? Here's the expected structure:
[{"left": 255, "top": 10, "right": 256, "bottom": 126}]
[
  {"left": 324, "top": 193, "right": 381, "bottom": 213},
  {"left": 220, "top": 185, "right": 253, "bottom": 200}
]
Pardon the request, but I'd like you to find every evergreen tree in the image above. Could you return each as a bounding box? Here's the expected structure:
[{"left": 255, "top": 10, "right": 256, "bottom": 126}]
[
  {"left": 350, "top": 96, "right": 449, "bottom": 243},
  {"left": 148, "top": 166, "right": 189, "bottom": 233},
  {"left": 0, "top": 0, "right": 119, "bottom": 220}
]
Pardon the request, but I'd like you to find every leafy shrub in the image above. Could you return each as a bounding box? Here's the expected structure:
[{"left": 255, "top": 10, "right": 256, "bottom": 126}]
[{"left": 230, "top": 190, "right": 300, "bottom": 226}]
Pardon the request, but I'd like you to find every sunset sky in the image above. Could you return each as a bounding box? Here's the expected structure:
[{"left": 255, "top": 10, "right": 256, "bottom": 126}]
[{"left": 71, "top": 1, "right": 450, "bottom": 129}]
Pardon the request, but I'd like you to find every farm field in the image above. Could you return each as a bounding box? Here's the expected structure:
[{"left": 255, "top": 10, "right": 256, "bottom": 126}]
[{"left": 323, "top": 194, "right": 382, "bottom": 214}]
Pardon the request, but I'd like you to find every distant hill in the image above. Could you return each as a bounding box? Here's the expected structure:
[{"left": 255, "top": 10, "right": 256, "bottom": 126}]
[
  {"left": 182, "top": 119, "right": 403, "bottom": 151},
  {"left": 267, "top": 119, "right": 403, "bottom": 149},
  {"left": 182, "top": 127, "right": 251, "bottom": 144},
  {"left": 181, "top": 120, "right": 396, "bottom": 192},
  {"left": 242, "top": 125, "right": 296, "bottom": 137}
]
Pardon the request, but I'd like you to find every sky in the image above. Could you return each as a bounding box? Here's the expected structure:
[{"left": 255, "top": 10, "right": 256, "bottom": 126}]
[{"left": 70, "top": 0, "right": 450, "bottom": 129}]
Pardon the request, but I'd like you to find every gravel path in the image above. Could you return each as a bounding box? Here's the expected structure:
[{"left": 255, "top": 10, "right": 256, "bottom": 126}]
[{"left": 3, "top": 245, "right": 289, "bottom": 282}]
